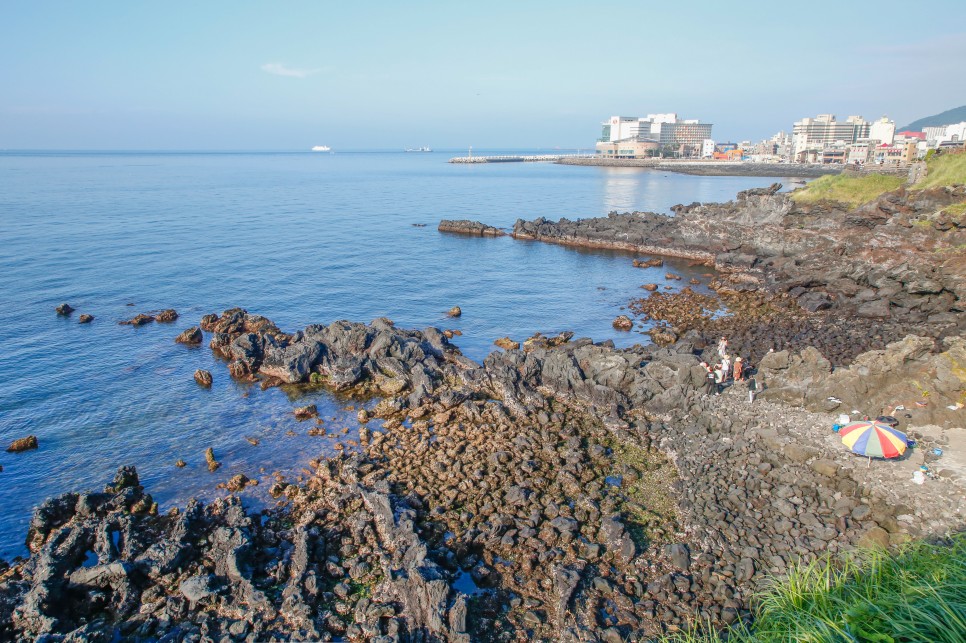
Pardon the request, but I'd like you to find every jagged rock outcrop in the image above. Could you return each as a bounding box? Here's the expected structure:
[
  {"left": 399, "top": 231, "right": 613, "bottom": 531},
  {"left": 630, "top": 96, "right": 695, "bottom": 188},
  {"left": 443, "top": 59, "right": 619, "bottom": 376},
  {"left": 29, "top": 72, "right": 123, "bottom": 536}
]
[
  {"left": 438, "top": 219, "right": 505, "bottom": 236},
  {"left": 758, "top": 334, "right": 966, "bottom": 426},
  {"left": 511, "top": 184, "right": 966, "bottom": 324}
]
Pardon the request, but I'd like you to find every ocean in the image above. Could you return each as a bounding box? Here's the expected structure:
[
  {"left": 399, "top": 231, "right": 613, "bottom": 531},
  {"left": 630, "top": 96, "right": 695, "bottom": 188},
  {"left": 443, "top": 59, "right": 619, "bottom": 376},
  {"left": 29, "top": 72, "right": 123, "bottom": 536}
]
[{"left": 0, "top": 150, "right": 796, "bottom": 556}]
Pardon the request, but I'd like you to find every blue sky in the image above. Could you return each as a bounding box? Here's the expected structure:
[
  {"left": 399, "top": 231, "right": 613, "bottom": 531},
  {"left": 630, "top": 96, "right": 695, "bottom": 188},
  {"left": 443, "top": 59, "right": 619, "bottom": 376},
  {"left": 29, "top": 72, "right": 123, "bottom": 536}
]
[{"left": 2, "top": 1, "right": 964, "bottom": 150}]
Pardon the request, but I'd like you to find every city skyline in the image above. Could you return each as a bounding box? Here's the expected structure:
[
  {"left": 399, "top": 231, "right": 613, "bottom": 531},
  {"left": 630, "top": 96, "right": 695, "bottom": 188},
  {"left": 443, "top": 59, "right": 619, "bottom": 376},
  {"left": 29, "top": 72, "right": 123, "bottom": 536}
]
[{"left": 2, "top": 0, "right": 965, "bottom": 150}]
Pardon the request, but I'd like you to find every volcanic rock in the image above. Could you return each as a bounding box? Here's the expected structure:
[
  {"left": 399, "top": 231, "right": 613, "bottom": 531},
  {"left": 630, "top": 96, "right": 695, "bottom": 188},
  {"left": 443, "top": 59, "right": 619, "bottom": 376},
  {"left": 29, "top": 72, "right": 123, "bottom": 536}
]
[
  {"left": 55, "top": 303, "right": 74, "bottom": 316},
  {"left": 119, "top": 313, "right": 154, "bottom": 327},
  {"left": 155, "top": 309, "right": 178, "bottom": 323},
  {"left": 438, "top": 219, "right": 506, "bottom": 236},
  {"left": 194, "top": 369, "right": 213, "bottom": 387},
  {"left": 294, "top": 405, "right": 318, "bottom": 420},
  {"left": 78, "top": 314, "right": 94, "bottom": 324},
  {"left": 6, "top": 435, "right": 38, "bottom": 453},
  {"left": 612, "top": 315, "right": 633, "bottom": 331},
  {"left": 175, "top": 326, "right": 203, "bottom": 344}
]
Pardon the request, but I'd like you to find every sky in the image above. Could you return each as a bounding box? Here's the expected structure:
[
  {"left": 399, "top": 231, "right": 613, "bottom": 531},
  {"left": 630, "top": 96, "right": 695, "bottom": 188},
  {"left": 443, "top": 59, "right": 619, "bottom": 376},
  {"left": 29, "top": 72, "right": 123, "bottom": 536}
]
[{"left": 2, "top": 0, "right": 965, "bottom": 150}]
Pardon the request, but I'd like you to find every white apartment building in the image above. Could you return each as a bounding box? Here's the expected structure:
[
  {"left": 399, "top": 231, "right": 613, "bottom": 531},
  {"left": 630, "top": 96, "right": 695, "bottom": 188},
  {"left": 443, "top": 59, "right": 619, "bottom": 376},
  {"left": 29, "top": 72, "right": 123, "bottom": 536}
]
[
  {"left": 925, "top": 122, "right": 966, "bottom": 146},
  {"left": 868, "top": 117, "right": 896, "bottom": 145},
  {"left": 701, "top": 139, "right": 716, "bottom": 158},
  {"left": 791, "top": 114, "right": 871, "bottom": 161}
]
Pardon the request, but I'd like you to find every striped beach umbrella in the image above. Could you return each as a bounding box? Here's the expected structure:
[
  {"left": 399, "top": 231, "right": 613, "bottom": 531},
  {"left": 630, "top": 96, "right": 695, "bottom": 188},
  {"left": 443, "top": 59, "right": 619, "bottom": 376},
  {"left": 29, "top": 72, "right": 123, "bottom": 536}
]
[{"left": 840, "top": 421, "right": 908, "bottom": 459}]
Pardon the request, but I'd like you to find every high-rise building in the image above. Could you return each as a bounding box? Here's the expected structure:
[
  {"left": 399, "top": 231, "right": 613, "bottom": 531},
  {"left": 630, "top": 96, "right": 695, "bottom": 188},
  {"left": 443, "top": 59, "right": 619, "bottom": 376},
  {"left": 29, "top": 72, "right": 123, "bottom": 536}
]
[
  {"left": 597, "top": 113, "right": 713, "bottom": 157},
  {"left": 791, "top": 114, "right": 871, "bottom": 161}
]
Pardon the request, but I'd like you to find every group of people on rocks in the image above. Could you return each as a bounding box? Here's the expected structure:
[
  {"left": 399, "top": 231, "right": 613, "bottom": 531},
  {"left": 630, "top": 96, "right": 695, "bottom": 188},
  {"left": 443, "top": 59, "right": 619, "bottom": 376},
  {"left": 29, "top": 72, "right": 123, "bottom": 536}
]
[{"left": 700, "top": 336, "right": 754, "bottom": 398}]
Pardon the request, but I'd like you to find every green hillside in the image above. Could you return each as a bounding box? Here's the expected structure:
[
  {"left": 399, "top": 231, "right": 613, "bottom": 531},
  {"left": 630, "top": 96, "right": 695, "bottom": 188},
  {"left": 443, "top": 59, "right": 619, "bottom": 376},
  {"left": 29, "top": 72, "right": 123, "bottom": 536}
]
[{"left": 900, "top": 105, "right": 966, "bottom": 132}]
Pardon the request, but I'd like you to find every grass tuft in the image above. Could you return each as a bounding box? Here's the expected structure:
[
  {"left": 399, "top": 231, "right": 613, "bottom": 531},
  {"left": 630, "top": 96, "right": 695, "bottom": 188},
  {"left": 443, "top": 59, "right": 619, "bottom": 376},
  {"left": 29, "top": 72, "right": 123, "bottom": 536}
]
[
  {"left": 662, "top": 533, "right": 966, "bottom": 643},
  {"left": 915, "top": 152, "right": 966, "bottom": 190},
  {"left": 790, "top": 173, "right": 904, "bottom": 207}
]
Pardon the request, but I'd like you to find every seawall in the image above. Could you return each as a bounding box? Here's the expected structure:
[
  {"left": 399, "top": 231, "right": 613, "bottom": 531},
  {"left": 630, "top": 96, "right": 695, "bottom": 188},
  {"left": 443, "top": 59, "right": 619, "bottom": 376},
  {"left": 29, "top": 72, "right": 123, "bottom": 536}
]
[{"left": 556, "top": 157, "right": 842, "bottom": 177}]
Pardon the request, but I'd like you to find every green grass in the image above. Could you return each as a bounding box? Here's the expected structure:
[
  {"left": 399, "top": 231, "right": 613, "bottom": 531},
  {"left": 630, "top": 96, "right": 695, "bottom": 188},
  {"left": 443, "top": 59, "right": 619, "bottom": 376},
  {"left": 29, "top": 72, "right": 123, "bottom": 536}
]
[
  {"left": 790, "top": 173, "right": 904, "bottom": 207},
  {"left": 663, "top": 533, "right": 966, "bottom": 643},
  {"left": 915, "top": 152, "right": 966, "bottom": 190}
]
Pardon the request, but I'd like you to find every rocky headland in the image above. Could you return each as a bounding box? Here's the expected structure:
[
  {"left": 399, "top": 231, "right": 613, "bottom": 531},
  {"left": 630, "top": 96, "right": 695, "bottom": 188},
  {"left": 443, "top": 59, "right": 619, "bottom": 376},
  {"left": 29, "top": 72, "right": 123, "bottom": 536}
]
[{"left": 512, "top": 182, "right": 965, "bottom": 325}]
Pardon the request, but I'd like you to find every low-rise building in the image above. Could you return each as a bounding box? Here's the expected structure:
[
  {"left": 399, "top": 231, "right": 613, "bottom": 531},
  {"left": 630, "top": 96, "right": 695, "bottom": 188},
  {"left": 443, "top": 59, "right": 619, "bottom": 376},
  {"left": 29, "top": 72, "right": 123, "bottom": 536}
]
[
  {"left": 701, "top": 138, "right": 716, "bottom": 158},
  {"left": 596, "top": 138, "right": 660, "bottom": 158}
]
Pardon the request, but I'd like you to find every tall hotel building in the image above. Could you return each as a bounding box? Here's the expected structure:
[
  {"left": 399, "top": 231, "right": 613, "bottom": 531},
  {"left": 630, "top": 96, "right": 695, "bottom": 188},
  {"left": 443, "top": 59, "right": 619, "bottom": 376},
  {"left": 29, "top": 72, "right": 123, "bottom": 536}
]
[
  {"left": 597, "top": 113, "right": 713, "bottom": 158},
  {"left": 791, "top": 115, "right": 871, "bottom": 160}
]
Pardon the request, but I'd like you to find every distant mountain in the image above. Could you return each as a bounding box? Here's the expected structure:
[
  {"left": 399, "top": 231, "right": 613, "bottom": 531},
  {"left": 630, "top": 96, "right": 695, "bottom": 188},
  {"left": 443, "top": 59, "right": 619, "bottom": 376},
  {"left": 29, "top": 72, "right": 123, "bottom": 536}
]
[{"left": 899, "top": 105, "right": 966, "bottom": 132}]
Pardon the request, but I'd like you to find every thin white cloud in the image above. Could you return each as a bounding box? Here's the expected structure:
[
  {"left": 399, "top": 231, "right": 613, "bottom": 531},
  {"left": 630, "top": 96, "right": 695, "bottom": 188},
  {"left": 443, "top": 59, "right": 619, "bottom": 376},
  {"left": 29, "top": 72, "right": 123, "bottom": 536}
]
[{"left": 260, "top": 63, "right": 321, "bottom": 78}]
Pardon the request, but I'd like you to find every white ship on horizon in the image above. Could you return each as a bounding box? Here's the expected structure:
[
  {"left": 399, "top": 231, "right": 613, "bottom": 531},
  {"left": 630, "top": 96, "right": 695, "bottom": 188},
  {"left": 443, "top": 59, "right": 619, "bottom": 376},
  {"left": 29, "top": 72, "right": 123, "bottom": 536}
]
[
  {"left": 311, "top": 145, "right": 331, "bottom": 152},
  {"left": 405, "top": 146, "right": 432, "bottom": 152}
]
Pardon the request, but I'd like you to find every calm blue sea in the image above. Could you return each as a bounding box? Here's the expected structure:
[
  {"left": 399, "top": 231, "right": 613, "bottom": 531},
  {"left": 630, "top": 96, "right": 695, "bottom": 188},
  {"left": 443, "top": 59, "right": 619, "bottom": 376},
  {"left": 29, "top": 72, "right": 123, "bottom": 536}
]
[{"left": 0, "top": 150, "right": 799, "bottom": 556}]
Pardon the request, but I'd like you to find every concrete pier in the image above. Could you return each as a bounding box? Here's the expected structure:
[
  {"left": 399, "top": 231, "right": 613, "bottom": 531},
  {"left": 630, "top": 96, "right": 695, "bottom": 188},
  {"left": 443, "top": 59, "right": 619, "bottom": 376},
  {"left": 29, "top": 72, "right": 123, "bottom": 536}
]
[{"left": 448, "top": 154, "right": 592, "bottom": 164}]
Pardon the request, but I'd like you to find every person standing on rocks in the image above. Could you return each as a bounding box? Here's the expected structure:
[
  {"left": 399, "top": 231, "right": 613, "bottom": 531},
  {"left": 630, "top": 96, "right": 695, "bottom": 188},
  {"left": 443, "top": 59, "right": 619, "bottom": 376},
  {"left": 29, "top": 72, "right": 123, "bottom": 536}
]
[
  {"left": 701, "top": 362, "right": 716, "bottom": 395},
  {"left": 718, "top": 336, "right": 728, "bottom": 359},
  {"left": 747, "top": 375, "right": 758, "bottom": 403},
  {"left": 713, "top": 364, "right": 724, "bottom": 395},
  {"left": 734, "top": 357, "right": 745, "bottom": 382},
  {"left": 721, "top": 354, "right": 732, "bottom": 382}
]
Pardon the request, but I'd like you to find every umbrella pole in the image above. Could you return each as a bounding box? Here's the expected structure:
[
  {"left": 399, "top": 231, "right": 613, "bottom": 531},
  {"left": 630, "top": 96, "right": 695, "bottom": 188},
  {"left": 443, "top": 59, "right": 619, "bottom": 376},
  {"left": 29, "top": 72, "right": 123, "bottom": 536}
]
[{"left": 868, "top": 456, "right": 871, "bottom": 468}]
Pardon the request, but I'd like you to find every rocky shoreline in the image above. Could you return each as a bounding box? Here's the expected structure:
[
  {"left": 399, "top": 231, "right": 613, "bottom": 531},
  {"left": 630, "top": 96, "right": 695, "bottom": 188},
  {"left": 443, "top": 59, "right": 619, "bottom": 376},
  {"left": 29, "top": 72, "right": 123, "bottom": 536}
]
[
  {"left": 3, "top": 178, "right": 965, "bottom": 641},
  {"left": 2, "top": 304, "right": 965, "bottom": 641},
  {"left": 511, "top": 183, "right": 966, "bottom": 329}
]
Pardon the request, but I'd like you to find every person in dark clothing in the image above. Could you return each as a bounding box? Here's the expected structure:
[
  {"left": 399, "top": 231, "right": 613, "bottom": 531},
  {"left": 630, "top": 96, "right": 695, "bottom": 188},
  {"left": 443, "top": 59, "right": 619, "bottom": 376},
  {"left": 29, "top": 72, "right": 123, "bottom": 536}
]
[{"left": 701, "top": 362, "right": 716, "bottom": 395}]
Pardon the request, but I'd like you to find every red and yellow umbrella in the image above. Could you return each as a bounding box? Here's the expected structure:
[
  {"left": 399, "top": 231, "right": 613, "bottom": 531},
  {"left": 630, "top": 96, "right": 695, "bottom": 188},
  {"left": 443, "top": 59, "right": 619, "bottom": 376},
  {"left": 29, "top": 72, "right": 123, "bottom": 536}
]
[{"left": 840, "top": 421, "right": 908, "bottom": 459}]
